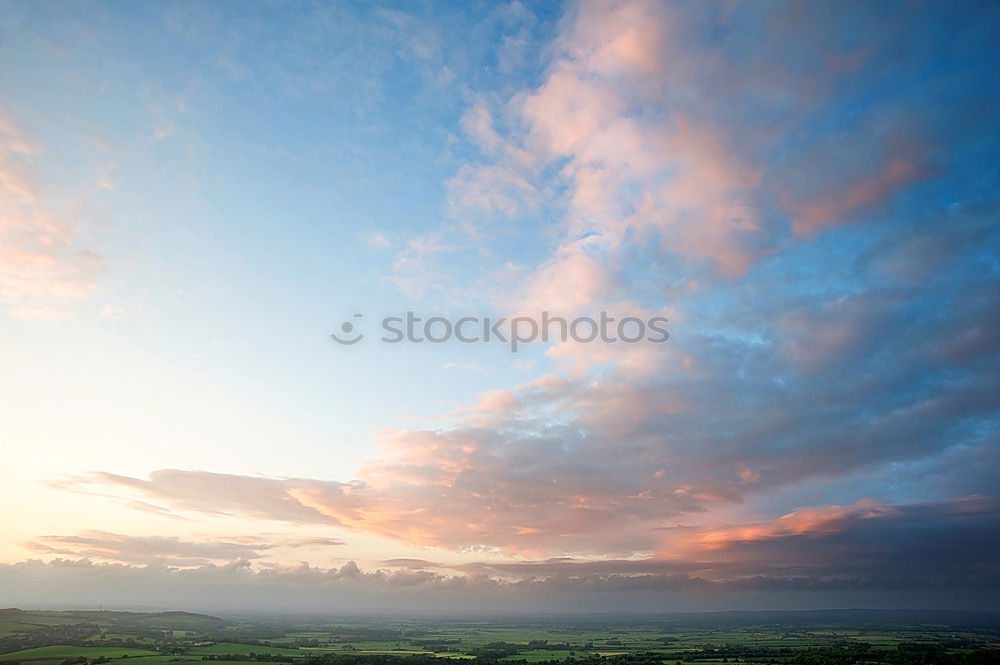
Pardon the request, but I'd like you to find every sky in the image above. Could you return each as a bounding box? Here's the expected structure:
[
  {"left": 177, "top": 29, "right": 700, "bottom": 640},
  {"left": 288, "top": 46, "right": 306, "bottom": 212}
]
[{"left": 0, "top": 0, "right": 998, "bottom": 613}]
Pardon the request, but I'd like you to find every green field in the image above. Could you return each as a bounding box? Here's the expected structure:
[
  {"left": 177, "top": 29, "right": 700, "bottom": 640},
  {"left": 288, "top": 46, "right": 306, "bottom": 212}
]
[
  {"left": 0, "top": 624, "right": 45, "bottom": 639},
  {"left": 128, "top": 660, "right": 249, "bottom": 665},
  {"left": 0, "top": 646, "right": 159, "bottom": 660},
  {"left": 0, "top": 608, "right": 998, "bottom": 665}
]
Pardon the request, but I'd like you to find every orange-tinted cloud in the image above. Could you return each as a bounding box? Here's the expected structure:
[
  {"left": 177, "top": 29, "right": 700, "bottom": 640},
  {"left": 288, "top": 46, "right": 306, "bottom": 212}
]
[{"left": 690, "top": 500, "right": 899, "bottom": 551}]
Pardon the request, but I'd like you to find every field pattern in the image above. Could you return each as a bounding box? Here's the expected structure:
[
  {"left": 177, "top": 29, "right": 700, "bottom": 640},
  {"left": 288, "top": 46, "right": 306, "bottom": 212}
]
[{"left": 0, "top": 609, "right": 998, "bottom": 665}]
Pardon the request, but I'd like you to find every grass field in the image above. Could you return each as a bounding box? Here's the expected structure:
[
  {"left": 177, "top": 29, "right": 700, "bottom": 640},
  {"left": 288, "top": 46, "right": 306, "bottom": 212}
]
[
  {"left": 0, "top": 646, "right": 159, "bottom": 660},
  {"left": 0, "top": 623, "right": 46, "bottom": 638}
]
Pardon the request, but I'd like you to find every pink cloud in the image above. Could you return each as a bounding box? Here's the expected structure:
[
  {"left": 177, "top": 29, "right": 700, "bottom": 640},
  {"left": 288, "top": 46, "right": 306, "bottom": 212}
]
[
  {"left": 509, "top": 239, "right": 619, "bottom": 315},
  {"left": 0, "top": 110, "right": 101, "bottom": 319}
]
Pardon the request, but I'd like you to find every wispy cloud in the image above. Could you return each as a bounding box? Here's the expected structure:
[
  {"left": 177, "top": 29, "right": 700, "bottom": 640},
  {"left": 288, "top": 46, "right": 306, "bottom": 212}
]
[
  {"left": 25, "top": 530, "right": 346, "bottom": 567},
  {"left": 0, "top": 110, "right": 100, "bottom": 319}
]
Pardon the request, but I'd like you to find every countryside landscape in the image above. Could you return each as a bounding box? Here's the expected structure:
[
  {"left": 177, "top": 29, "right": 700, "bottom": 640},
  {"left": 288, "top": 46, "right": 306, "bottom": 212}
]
[{"left": 1, "top": 609, "right": 999, "bottom": 665}]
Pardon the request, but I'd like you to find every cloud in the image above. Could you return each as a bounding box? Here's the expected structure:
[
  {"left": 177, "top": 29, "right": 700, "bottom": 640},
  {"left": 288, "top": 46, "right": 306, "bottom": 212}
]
[
  {"left": 0, "top": 110, "right": 100, "bottom": 319},
  {"left": 27, "top": 531, "right": 269, "bottom": 567},
  {"left": 68, "top": 263, "right": 1000, "bottom": 557},
  {"left": 509, "top": 239, "right": 620, "bottom": 316},
  {"left": 24, "top": 530, "right": 346, "bottom": 567},
  {"left": 64, "top": 304, "right": 1000, "bottom": 557},
  {"left": 56, "top": 471, "right": 349, "bottom": 525},
  {"left": 434, "top": 0, "right": 959, "bottom": 327},
  {"left": 61, "top": 204, "right": 1000, "bottom": 556},
  {"left": 689, "top": 500, "right": 901, "bottom": 550},
  {"left": 4, "top": 496, "right": 999, "bottom": 612},
  {"left": 57, "top": 183, "right": 1000, "bottom": 560},
  {"left": 365, "top": 232, "right": 391, "bottom": 250},
  {"left": 659, "top": 496, "right": 1000, "bottom": 592},
  {"left": 447, "top": 162, "right": 540, "bottom": 221},
  {"left": 461, "top": 100, "right": 504, "bottom": 156},
  {"left": 779, "top": 129, "right": 932, "bottom": 237},
  {"left": 381, "top": 558, "right": 442, "bottom": 569},
  {"left": 380, "top": 232, "right": 463, "bottom": 299}
]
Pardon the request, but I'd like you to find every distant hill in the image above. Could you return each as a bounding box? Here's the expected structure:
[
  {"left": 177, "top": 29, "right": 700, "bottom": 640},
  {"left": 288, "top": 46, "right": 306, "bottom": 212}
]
[{"left": 0, "top": 608, "right": 226, "bottom": 631}]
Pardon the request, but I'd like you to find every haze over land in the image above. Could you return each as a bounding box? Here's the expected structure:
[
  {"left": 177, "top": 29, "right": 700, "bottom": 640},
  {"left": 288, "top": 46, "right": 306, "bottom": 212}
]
[{"left": 1, "top": 1, "right": 999, "bottom": 612}]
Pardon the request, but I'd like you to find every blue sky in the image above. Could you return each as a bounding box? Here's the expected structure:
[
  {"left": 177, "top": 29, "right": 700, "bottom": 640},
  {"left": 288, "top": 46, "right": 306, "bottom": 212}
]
[{"left": 0, "top": 0, "right": 998, "bottom": 612}]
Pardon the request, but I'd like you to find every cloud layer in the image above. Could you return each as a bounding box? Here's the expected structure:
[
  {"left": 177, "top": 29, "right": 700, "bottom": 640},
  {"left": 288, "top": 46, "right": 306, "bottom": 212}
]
[{"left": 7, "top": 495, "right": 999, "bottom": 611}]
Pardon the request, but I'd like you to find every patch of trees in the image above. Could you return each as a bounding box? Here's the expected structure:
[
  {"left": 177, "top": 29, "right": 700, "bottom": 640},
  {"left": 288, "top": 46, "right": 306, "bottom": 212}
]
[
  {"left": 201, "top": 655, "right": 295, "bottom": 662},
  {"left": 204, "top": 630, "right": 287, "bottom": 643},
  {"left": 659, "top": 643, "right": 1000, "bottom": 665},
  {"left": 470, "top": 642, "right": 522, "bottom": 658},
  {"left": 84, "top": 637, "right": 160, "bottom": 650},
  {"left": 524, "top": 641, "right": 575, "bottom": 651},
  {"left": 301, "top": 655, "right": 445, "bottom": 665},
  {"left": 326, "top": 630, "right": 408, "bottom": 642},
  {"left": 881, "top": 643, "right": 1000, "bottom": 665}
]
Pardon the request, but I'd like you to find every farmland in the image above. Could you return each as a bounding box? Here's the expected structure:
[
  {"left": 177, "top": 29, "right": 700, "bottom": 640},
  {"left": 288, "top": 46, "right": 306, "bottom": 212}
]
[{"left": 0, "top": 609, "right": 998, "bottom": 665}]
